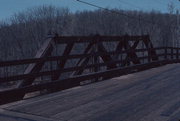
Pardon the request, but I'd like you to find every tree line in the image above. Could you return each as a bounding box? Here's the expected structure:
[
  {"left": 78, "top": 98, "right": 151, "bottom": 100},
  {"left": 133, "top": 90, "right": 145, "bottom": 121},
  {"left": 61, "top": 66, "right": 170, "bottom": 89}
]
[
  {"left": 0, "top": 5, "right": 179, "bottom": 88},
  {"left": 0, "top": 5, "right": 178, "bottom": 61}
]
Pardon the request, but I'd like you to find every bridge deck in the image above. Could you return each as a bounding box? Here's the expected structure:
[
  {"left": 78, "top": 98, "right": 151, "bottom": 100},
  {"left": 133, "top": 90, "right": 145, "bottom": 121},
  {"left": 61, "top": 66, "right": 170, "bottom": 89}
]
[{"left": 1, "top": 64, "right": 180, "bottom": 121}]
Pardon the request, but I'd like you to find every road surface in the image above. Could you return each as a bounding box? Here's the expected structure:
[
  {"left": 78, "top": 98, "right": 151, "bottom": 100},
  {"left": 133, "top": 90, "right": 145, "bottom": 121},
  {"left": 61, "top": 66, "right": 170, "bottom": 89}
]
[{"left": 0, "top": 64, "right": 180, "bottom": 121}]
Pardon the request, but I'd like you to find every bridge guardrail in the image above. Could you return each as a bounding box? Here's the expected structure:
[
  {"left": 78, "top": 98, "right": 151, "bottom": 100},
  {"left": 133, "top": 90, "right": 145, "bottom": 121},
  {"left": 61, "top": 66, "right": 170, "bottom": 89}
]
[{"left": 0, "top": 35, "right": 179, "bottom": 105}]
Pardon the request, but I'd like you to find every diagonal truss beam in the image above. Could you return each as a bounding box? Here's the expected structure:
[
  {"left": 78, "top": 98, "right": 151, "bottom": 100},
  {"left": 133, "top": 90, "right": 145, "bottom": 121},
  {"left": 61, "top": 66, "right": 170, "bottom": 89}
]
[
  {"left": 115, "top": 37, "right": 140, "bottom": 66},
  {"left": 51, "top": 42, "right": 74, "bottom": 80},
  {"left": 9, "top": 37, "right": 54, "bottom": 101},
  {"left": 98, "top": 42, "right": 117, "bottom": 69},
  {"left": 71, "top": 41, "right": 95, "bottom": 77},
  {"left": 17, "top": 38, "right": 54, "bottom": 88},
  {"left": 143, "top": 36, "right": 158, "bottom": 61}
]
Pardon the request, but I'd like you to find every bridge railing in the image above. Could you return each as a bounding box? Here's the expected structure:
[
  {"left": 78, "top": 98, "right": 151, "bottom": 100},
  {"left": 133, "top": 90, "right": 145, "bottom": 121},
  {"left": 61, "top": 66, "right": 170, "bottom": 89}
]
[
  {"left": 0, "top": 47, "right": 179, "bottom": 85},
  {"left": 0, "top": 35, "right": 179, "bottom": 105},
  {"left": 0, "top": 47, "right": 160, "bottom": 81}
]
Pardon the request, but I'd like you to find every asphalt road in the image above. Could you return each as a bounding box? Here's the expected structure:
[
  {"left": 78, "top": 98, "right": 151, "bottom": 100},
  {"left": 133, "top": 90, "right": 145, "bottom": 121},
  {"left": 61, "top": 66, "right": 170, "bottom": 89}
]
[{"left": 1, "top": 64, "right": 180, "bottom": 121}]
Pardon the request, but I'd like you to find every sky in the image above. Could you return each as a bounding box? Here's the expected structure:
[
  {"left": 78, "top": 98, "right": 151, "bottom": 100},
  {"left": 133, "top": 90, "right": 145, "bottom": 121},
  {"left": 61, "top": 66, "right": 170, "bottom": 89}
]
[{"left": 0, "top": 0, "right": 180, "bottom": 21}]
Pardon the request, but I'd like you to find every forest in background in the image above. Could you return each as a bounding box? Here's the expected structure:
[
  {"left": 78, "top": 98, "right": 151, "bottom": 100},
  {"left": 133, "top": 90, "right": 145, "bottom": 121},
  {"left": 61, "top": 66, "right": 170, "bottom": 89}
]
[{"left": 0, "top": 5, "right": 179, "bottom": 61}]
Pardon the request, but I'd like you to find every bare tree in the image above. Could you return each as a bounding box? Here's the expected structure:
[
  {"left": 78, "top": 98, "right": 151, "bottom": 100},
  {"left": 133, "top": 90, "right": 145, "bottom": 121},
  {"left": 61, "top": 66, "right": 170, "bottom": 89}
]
[{"left": 167, "top": 1, "right": 175, "bottom": 14}]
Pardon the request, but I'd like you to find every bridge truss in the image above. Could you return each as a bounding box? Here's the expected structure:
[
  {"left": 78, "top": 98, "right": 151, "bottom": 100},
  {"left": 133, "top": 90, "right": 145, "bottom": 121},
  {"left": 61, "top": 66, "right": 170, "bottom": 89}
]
[{"left": 0, "top": 34, "right": 178, "bottom": 104}]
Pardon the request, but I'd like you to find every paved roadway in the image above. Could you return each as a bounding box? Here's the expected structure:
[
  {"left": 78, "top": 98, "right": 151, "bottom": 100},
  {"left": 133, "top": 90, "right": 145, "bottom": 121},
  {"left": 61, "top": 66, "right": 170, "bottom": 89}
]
[{"left": 1, "top": 64, "right": 180, "bottom": 121}]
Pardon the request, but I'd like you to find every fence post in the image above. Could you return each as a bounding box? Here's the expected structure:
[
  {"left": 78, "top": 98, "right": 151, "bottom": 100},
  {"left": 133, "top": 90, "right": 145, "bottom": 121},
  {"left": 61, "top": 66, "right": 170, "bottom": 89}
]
[
  {"left": 176, "top": 48, "right": 179, "bottom": 60},
  {"left": 171, "top": 48, "right": 173, "bottom": 59},
  {"left": 92, "top": 34, "right": 100, "bottom": 82},
  {"left": 148, "top": 48, "right": 151, "bottom": 63},
  {"left": 164, "top": 47, "right": 167, "bottom": 60}
]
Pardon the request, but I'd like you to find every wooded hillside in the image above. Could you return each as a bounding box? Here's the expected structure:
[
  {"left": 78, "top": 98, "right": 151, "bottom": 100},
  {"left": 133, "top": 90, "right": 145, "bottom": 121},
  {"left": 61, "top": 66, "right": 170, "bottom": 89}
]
[{"left": 0, "top": 5, "right": 178, "bottom": 61}]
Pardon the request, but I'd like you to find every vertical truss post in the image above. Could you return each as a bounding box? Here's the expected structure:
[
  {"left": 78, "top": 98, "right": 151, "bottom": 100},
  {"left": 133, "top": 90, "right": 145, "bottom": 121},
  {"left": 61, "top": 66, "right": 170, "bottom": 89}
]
[
  {"left": 171, "top": 48, "right": 174, "bottom": 59},
  {"left": 148, "top": 48, "right": 151, "bottom": 63},
  {"left": 97, "top": 36, "right": 117, "bottom": 80},
  {"left": 98, "top": 42, "right": 117, "bottom": 69},
  {"left": 165, "top": 47, "right": 167, "bottom": 60},
  {"left": 115, "top": 40, "right": 123, "bottom": 67},
  {"left": 91, "top": 35, "right": 100, "bottom": 82},
  {"left": 176, "top": 48, "right": 179, "bottom": 60}
]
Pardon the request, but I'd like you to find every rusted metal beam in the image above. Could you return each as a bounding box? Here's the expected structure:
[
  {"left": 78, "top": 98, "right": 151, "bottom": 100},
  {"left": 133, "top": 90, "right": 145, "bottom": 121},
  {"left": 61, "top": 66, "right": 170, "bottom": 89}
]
[
  {"left": 0, "top": 53, "right": 167, "bottom": 84},
  {"left": 1, "top": 37, "right": 54, "bottom": 103},
  {"left": 51, "top": 42, "right": 74, "bottom": 80},
  {"left": 71, "top": 41, "right": 94, "bottom": 77},
  {"left": 0, "top": 34, "right": 164, "bottom": 104},
  {"left": 0, "top": 47, "right": 165, "bottom": 67},
  {"left": 76, "top": 42, "right": 94, "bottom": 66},
  {"left": 54, "top": 35, "right": 149, "bottom": 44},
  {"left": 71, "top": 56, "right": 91, "bottom": 76},
  {"left": 17, "top": 38, "right": 54, "bottom": 88},
  {"left": 0, "top": 59, "right": 173, "bottom": 105},
  {"left": 115, "top": 36, "right": 141, "bottom": 66},
  {"left": 143, "top": 36, "right": 158, "bottom": 61},
  {"left": 98, "top": 42, "right": 117, "bottom": 69}
]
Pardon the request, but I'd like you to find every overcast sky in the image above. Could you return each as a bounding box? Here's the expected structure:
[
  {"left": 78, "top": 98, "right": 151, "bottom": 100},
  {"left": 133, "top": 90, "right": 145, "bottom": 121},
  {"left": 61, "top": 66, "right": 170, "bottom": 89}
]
[{"left": 0, "top": 0, "right": 179, "bottom": 21}]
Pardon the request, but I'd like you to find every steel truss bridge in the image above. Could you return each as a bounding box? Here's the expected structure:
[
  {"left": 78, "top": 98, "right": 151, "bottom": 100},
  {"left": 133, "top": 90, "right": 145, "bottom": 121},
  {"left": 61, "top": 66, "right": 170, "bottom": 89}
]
[{"left": 0, "top": 34, "right": 179, "bottom": 105}]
